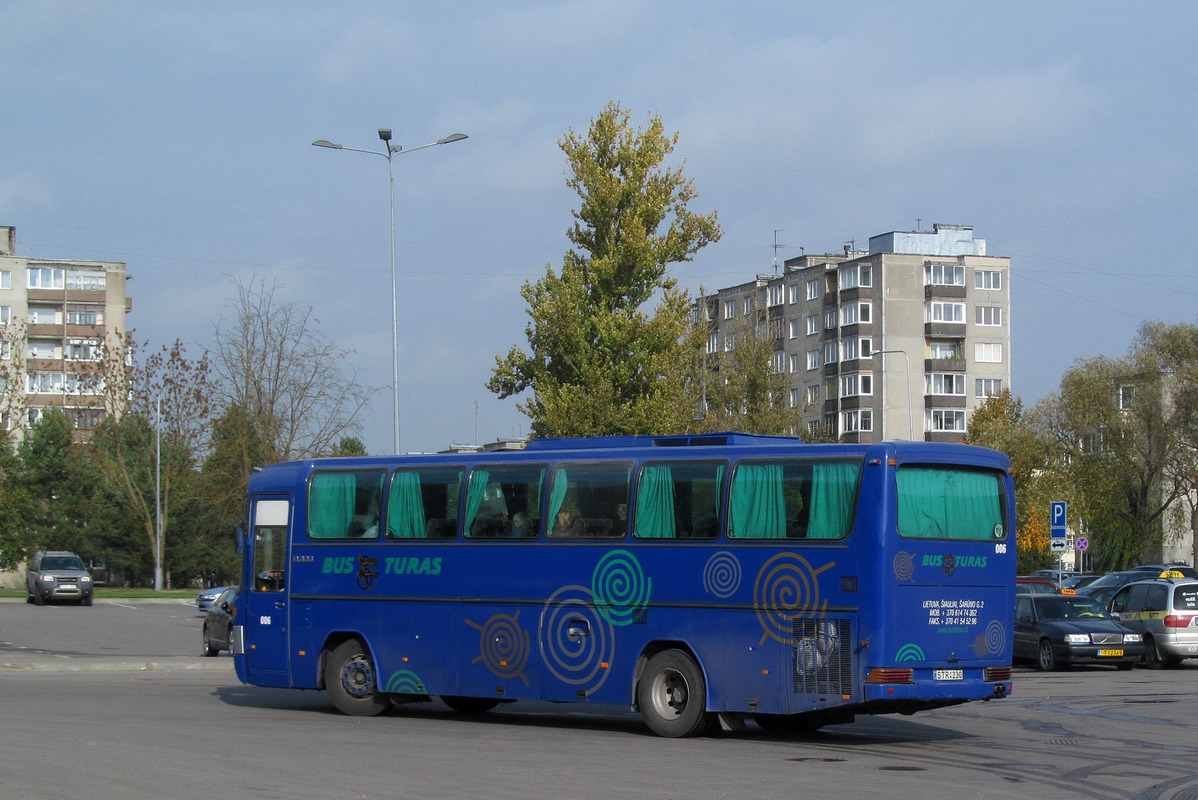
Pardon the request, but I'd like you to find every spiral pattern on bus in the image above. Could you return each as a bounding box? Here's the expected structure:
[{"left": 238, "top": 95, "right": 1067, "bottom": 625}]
[
  {"left": 592, "top": 550, "right": 651, "bottom": 626},
  {"left": 539, "top": 584, "right": 616, "bottom": 692},
  {"left": 384, "top": 669, "right": 426, "bottom": 694},
  {"left": 702, "top": 551, "right": 742, "bottom": 598},
  {"left": 892, "top": 550, "right": 915, "bottom": 582},
  {"left": 753, "top": 553, "right": 830, "bottom": 644},
  {"left": 973, "top": 619, "right": 1005, "bottom": 657},
  {"left": 467, "top": 611, "right": 530, "bottom": 686},
  {"left": 895, "top": 643, "right": 926, "bottom": 662}
]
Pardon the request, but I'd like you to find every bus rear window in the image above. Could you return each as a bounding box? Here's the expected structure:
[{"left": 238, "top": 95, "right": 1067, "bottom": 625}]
[
  {"left": 897, "top": 466, "right": 1005, "bottom": 540},
  {"left": 308, "top": 469, "right": 386, "bottom": 539},
  {"left": 728, "top": 458, "right": 861, "bottom": 540}
]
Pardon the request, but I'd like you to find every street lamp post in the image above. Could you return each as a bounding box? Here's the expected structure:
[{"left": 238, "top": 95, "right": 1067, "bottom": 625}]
[
  {"left": 154, "top": 395, "right": 163, "bottom": 591},
  {"left": 312, "top": 128, "right": 468, "bottom": 454},
  {"left": 872, "top": 349, "right": 915, "bottom": 440}
]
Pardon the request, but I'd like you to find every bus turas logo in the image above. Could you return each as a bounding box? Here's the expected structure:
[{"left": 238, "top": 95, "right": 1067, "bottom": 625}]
[
  {"left": 538, "top": 584, "right": 616, "bottom": 694},
  {"left": 592, "top": 550, "right": 651, "bottom": 626},
  {"left": 466, "top": 611, "right": 531, "bottom": 686},
  {"left": 753, "top": 553, "right": 835, "bottom": 645},
  {"left": 384, "top": 669, "right": 426, "bottom": 694},
  {"left": 972, "top": 620, "right": 1005, "bottom": 657},
  {"left": 703, "top": 551, "right": 742, "bottom": 598},
  {"left": 320, "top": 555, "right": 443, "bottom": 579},
  {"left": 356, "top": 556, "right": 379, "bottom": 590},
  {"left": 922, "top": 554, "right": 988, "bottom": 576},
  {"left": 895, "top": 643, "right": 926, "bottom": 661},
  {"left": 893, "top": 551, "right": 916, "bottom": 582}
]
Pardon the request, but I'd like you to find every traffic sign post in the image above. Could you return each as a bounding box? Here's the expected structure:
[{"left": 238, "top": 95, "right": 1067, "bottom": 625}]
[{"left": 1050, "top": 501, "right": 1067, "bottom": 553}]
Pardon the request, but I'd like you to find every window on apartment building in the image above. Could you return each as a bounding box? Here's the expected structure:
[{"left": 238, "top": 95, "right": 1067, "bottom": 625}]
[
  {"left": 806, "top": 279, "right": 820, "bottom": 301},
  {"left": 787, "top": 318, "right": 800, "bottom": 339},
  {"left": 66, "top": 373, "right": 104, "bottom": 395},
  {"left": 768, "top": 318, "right": 784, "bottom": 341},
  {"left": 824, "top": 414, "right": 838, "bottom": 436},
  {"left": 0, "top": 306, "right": 9, "bottom": 325},
  {"left": 823, "top": 341, "right": 838, "bottom": 366},
  {"left": 723, "top": 300, "right": 735, "bottom": 320},
  {"left": 27, "top": 306, "right": 57, "bottom": 325},
  {"left": 66, "top": 269, "right": 106, "bottom": 291},
  {"left": 787, "top": 284, "right": 800, "bottom": 304},
  {"left": 925, "top": 263, "right": 965, "bottom": 286},
  {"left": 0, "top": 270, "right": 10, "bottom": 290},
  {"left": 27, "top": 372, "right": 65, "bottom": 394},
  {"left": 27, "top": 267, "right": 64, "bottom": 289},
  {"left": 28, "top": 408, "right": 47, "bottom": 427},
  {"left": 724, "top": 334, "right": 736, "bottom": 352},
  {"left": 840, "top": 336, "right": 872, "bottom": 362},
  {"left": 840, "top": 264, "right": 872, "bottom": 290},
  {"left": 840, "top": 302, "right": 871, "bottom": 326},
  {"left": 926, "top": 373, "right": 965, "bottom": 396},
  {"left": 67, "top": 306, "right": 101, "bottom": 325},
  {"left": 707, "top": 332, "right": 719, "bottom": 354},
  {"left": 975, "top": 342, "right": 1004, "bottom": 363},
  {"left": 976, "top": 270, "right": 1002, "bottom": 290},
  {"left": 806, "top": 314, "right": 820, "bottom": 335},
  {"left": 975, "top": 306, "right": 1003, "bottom": 326},
  {"left": 927, "top": 302, "right": 965, "bottom": 323},
  {"left": 789, "top": 388, "right": 800, "bottom": 408},
  {"left": 806, "top": 350, "right": 820, "bottom": 371},
  {"left": 806, "top": 384, "right": 820, "bottom": 404},
  {"left": 1118, "top": 384, "right": 1136, "bottom": 410},
  {"left": 788, "top": 353, "right": 801, "bottom": 373},
  {"left": 824, "top": 376, "right": 838, "bottom": 400},
  {"left": 927, "top": 409, "right": 966, "bottom": 432},
  {"left": 771, "top": 353, "right": 786, "bottom": 374},
  {"left": 928, "top": 340, "right": 961, "bottom": 360},
  {"left": 66, "top": 408, "right": 105, "bottom": 430},
  {"left": 26, "top": 340, "right": 57, "bottom": 359},
  {"left": 768, "top": 285, "right": 784, "bottom": 307},
  {"left": 841, "top": 409, "right": 873, "bottom": 433},
  {"left": 840, "top": 372, "right": 873, "bottom": 397},
  {"left": 975, "top": 378, "right": 1003, "bottom": 398},
  {"left": 743, "top": 298, "right": 753, "bottom": 316},
  {"left": 823, "top": 308, "right": 837, "bottom": 330},
  {"left": 67, "top": 339, "right": 102, "bottom": 361}
]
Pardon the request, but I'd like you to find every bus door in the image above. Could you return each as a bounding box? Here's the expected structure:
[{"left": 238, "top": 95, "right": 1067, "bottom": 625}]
[{"left": 243, "top": 496, "right": 292, "bottom": 687}]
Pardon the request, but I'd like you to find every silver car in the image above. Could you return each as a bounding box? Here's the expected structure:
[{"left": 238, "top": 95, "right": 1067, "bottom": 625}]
[
  {"left": 26, "top": 551, "right": 95, "bottom": 606},
  {"left": 1108, "top": 575, "right": 1198, "bottom": 668}
]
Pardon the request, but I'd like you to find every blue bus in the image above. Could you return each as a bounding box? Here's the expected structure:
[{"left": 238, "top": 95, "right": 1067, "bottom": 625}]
[{"left": 232, "top": 433, "right": 1014, "bottom": 737}]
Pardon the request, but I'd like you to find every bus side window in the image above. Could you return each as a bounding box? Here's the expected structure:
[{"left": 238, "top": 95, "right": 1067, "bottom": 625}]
[
  {"left": 386, "top": 467, "right": 463, "bottom": 539},
  {"left": 464, "top": 463, "right": 546, "bottom": 540},
  {"left": 308, "top": 469, "right": 386, "bottom": 540},
  {"left": 547, "top": 462, "right": 632, "bottom": 538},
  {"left": 633, "top": 461, "right": 724, "bottom": 540}
]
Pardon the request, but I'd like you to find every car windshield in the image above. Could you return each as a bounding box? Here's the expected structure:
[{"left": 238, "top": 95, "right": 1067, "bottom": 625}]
[
  {"left": 1036, "top": 597, "right": 1109, "bottom": 621},
  {"left": 41, "top": 556, "right": 86, "bottom": 571},
  {"left": 1088, "top": 572, "right": 1134, "bottom": 588}
]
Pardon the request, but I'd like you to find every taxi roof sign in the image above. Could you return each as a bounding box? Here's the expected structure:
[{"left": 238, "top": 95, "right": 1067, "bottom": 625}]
[{"left": 1160, "top": 570, "right": 1187, "bottom": 579}]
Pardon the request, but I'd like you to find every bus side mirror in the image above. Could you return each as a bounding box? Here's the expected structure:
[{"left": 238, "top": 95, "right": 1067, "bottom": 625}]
[{"left": 235, "top": 526, "right": 245, "bottom": 555}]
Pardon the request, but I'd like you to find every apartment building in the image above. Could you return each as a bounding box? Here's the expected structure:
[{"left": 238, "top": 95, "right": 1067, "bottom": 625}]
[
  {"left": 700, "top": 224, "right": 1011, "bottom": 442},
  {"left": 0, "top": 225, "right": 131, "bottom": 439}
]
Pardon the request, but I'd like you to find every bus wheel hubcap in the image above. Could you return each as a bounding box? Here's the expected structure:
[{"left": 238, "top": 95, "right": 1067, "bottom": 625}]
[{"left": 342, "top": 657, "right": 374, "bottom": 698}]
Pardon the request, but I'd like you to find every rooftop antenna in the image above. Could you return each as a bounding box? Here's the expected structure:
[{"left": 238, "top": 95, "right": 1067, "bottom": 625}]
[
  {"left": 915, "top": 218, "right": 922, "bottom": 231},
  {"left": 772, "top": 229, "right": 786, "bottom": 274}
]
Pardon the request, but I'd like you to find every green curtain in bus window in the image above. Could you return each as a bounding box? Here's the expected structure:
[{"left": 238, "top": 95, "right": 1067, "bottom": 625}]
[
  {"left": 309, "top": 472, "right": 357, "bottom": 539},
  {"left": 898, "top": 467, "right": 1002, "bottom": 539},
  {"left": 387, "top": 471, "right": 426, "bottom": 538},
  {"left": 547, "top": 467, "right": 569, "bottom": 532},
  {"left": 464, "top": 469, "right": 490, "bottom": 534},
  {"left": 729, "top": 463, "right": 785, "bottom": 538},
  {"left": 807, "top": 461, "right": 861, "bottom": 539},
  {"left": 634, "top": 465, "right": 675, "bottom": 539}
]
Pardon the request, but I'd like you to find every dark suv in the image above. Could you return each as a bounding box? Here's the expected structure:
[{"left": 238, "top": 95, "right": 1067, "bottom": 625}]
[{"left": 26, "top": 551, "right": 95, "bottom": 606}]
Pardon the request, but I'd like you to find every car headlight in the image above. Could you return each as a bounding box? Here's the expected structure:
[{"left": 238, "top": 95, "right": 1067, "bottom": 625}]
[
  {"left": 39, "top": 575, "right": 56, "bottom": 582},
  {"left": 1064, "top": 634, "right": 1091, "bottom": 644},
  {"left": 80, "top": 576, "right": 92, "bottom": 582},
  {"left": 1123, "top": 633, "right": 1142, "bottom": 644}
]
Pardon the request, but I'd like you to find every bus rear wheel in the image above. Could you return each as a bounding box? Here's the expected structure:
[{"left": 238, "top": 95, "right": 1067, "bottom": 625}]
[
  {"left": 637, "top": 650, "right": 712, "bottom": 738},
  {"left": 326, "top": 640, "right": 391, "bottom": 716}
]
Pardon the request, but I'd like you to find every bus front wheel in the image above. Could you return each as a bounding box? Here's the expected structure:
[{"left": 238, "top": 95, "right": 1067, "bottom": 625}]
[
  {"left": 637, "top": 650, "right": 712, "bottom": 738},
  {"left": 326, "top": 639, "right": 391, "bottom": 716}
]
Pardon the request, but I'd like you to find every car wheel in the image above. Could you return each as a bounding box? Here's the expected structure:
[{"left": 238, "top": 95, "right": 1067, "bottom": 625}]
[
  {"left": 325, "top": 639, "right": 392, "bottom": 717},
  {"left": 636, "top": 649, "right": 713, "bottom": 738},
  {"left": 1116, "top": 660, "right": 1135, "bottom": 671},
  {"left": 33, "top": 591, "right": 45, "bottom": 606},
  {"left": 1143, "top": 637, "right": 1164, "bottom": 670},
  {"left": 1036, "top": 639, "right": 1058, "bottom": 671},
  {"left": 83, "top": 595, "right": 93, "bottom": 606},
  {"left": 202, "top": 625, "right": 219, "bottom": 657}
]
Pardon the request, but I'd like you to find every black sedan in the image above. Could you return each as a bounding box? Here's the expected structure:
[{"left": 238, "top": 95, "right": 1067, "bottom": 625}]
[
  {"left": 1013, "top": 593, "right": 1144, "bottom": 671},
  {"left": 201, "top": 586, "right": 239, "bottom": 657}
]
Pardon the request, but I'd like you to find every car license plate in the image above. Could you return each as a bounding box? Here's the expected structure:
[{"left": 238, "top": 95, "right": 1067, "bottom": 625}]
[
  {"left": 934, "top": 669, "right": 963, "bottom": 681},
  {"left": 59, "top": 584, "right": 77, "bottom": 590},
  {"left": 1098, "top": 649, "right": 1124, "bottom": 657}
]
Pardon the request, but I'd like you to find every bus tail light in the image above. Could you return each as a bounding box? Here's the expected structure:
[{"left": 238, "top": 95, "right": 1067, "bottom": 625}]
[
  {"left": 1164, "top": 615, "right": 1196, "bottom": 628},
  {"left": 866, "top": 668, "right": 914, "bottom": 684},
  {"left": 984, "top": 666, "right": 1012, "bottom": 682}
]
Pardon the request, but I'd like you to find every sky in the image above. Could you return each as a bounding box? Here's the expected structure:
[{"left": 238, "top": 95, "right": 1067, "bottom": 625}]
[{"left": 3, "top": 1, "right": 1197, "bottom": 455}]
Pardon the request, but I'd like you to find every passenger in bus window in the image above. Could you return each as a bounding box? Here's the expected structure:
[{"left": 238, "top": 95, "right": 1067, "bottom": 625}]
[
  {"left": 553, "top": 507, "right": 574, "bottom": 535},
  {"left": 511, "top": 511, "right": 529, "bottom": 537}
]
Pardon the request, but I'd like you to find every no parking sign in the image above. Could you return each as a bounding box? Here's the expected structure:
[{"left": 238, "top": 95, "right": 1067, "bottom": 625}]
[{"left": 1076, "top": 536, "right": 1089, "bottom": 551}]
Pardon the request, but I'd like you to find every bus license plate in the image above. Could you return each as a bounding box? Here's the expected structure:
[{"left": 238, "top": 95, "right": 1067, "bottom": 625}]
[
  {"left": 1098, "top": 649, "right": 1124, "bottom": 657},
  {"left": 934, "top": 669, "right": 963, "bottom": 681}
]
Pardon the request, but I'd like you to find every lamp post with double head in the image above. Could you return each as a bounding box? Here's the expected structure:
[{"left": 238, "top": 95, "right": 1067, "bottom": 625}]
[{"left": 312, "top": 129, "right": 468, "bottom": 454}]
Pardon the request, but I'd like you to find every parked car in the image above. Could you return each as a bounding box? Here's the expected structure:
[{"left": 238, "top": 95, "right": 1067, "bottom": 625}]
[
  {"left": 1016, "top": 577, "right": 1060, "bottom": 594},
  {"left": 1061, "top": 574, "right": 1099, "bottom": 590},
  {"left": 202, "top": 586, "right": 239, "bottom": 656},
  {"left": 26, "top": 550, "right": 95, "bottom": 606},
  {"left": 1075, "top": 570, "right": 1145, "bottom": 606},
  {"left": 1013, "top": 593, "right": 1143, "bottom": 671},
  {"left": 197, "top": 585, "right": 235, "bottom": 613},
  {"left": 1131, "top": 564, "right": 1198, "bottom": 579},
  {"left": 1108, "top": 576, "right": 1198, "bottom": 668},
  {"left": 1031, "top": 569, "right": 1080, "bottom": 586}
]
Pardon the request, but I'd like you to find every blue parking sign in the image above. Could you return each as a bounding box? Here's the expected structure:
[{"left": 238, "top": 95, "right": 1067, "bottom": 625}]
[{"left": 1050, "top": 501, "right": 1067, "bottom": 552}]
